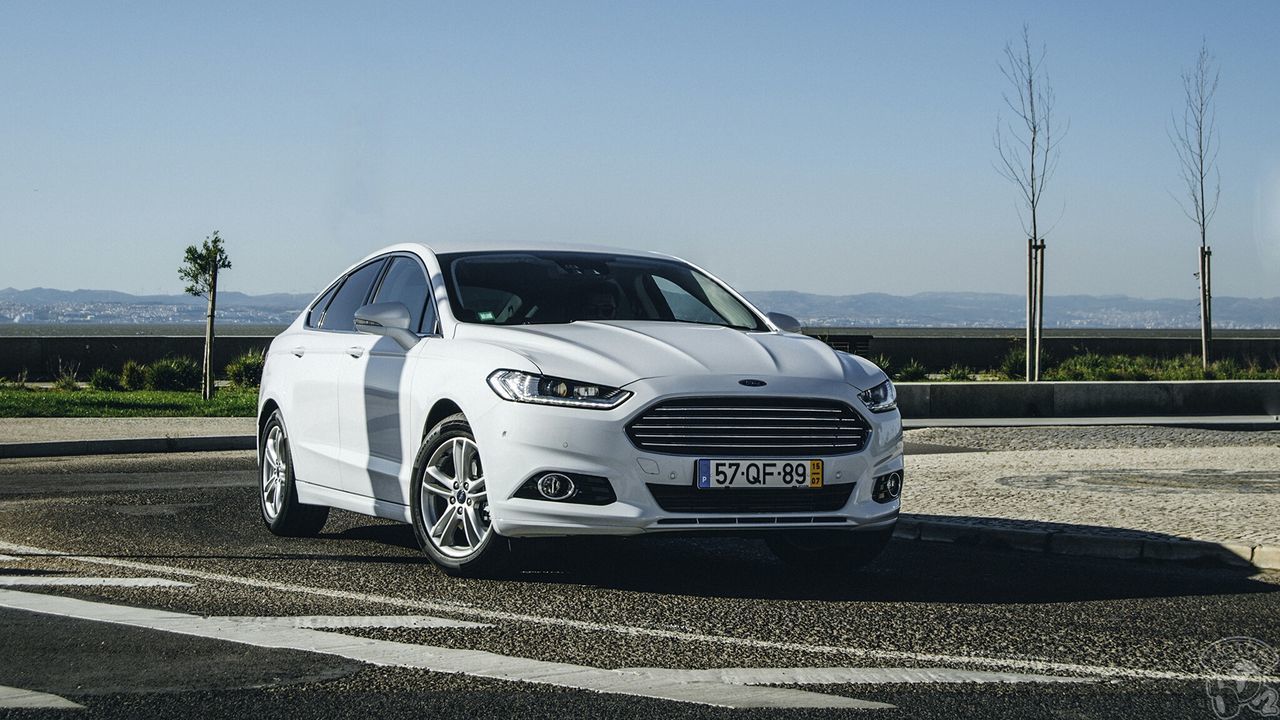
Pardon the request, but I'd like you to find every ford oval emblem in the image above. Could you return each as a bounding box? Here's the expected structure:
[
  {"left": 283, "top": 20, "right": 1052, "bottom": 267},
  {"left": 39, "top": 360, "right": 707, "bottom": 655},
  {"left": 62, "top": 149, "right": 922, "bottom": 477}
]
[{"left": 738, "top": 379, "right": 767, "bottom": 387}]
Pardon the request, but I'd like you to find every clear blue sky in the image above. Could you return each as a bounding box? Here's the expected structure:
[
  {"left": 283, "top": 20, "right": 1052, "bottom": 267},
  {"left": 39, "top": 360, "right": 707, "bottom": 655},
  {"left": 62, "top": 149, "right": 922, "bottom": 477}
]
[{"left": 3, "top": 1, "right": 1279, "bottom": 300}]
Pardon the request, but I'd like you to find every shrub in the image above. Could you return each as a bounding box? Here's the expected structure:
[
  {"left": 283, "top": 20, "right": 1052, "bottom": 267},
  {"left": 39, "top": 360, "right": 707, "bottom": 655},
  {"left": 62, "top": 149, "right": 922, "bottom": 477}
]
[
  {"left": 943, "top": 364, "right": 973, "bottom": 381},
  {"left": 225, "top": 351, "right": 265, "bottom": 388},
  {"left": 53, "top": 363, "right": 80, "bottom": 391},
  {"left": 89, "top": 367, "right": 121, "bottom": 391},
  {"left": 894, "top": 359, "right": 927, "bottom": 382},
  {"left": 866, "top": 354, "right": 893, "bottom": 379},
  {"left": 1037, "top": 352, "right": 1261, "bottom": 382},
  {"left": 120, "top": 360, "right": 147, "bottom": 390},
  {"left": 144, "top": 357, "right": 200, "bottom": 391},
  {"left": 1236, "top": 358, "right": 1280, "bottom": 380},
  {"left": 1160, "top": 355, "right": 1208, "bottom": 381},
  {"left": 997, "top": 346, "right": 1026, "bottom": 380}
]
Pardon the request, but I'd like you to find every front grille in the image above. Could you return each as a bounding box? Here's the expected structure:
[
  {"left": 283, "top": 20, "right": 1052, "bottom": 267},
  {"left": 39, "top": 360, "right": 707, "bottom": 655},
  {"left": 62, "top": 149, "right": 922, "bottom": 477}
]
[
  {"left": 626, "top": 397, "right": 870, "bottom": 456},
  {"left": 646, "top": 483, "right": 855, "bottom": 514}
]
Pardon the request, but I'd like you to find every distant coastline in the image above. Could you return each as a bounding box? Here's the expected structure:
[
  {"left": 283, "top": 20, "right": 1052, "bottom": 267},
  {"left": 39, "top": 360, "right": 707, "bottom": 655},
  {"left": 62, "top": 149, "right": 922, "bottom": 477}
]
[
  {"left": 1, "top": 323, "right": 1276, "bottom": 340},
  {"left": 0, "top": 323, "right": 290, "bottom": 337},
  {"left": 2, "top": 287, "right": 1277, "bottom": 332}
]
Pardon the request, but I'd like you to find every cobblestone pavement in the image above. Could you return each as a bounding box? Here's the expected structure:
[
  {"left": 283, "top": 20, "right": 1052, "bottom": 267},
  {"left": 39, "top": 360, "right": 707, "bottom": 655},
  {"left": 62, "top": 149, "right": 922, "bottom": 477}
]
[
  {"left": 904, "top": 435, "right": 1280, "bottom": 546},
  {"left": 906, "top": 425, "right": 1280, "bottom": 451}
]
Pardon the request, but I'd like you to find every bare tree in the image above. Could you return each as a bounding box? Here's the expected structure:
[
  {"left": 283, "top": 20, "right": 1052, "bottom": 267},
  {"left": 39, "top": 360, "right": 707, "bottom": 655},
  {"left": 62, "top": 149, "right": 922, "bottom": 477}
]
[
  {"left": 995, "top": 25, "right": 1063, "bottom": 382},
  {"left": 179, "top": 231, "right": 232, "bottom": 400},
  {"left": 1171, "top": 41, "right": 1220, "bottom": 370}
]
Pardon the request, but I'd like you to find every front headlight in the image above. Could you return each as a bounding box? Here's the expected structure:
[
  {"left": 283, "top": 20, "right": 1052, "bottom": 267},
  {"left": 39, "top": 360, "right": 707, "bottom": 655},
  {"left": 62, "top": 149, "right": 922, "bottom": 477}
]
[
  {"left": 858, "top": 379, "right": 897, "bottom": 413},
  {"left": 487, "top": 369, "right": 632, "bottom": 410}
]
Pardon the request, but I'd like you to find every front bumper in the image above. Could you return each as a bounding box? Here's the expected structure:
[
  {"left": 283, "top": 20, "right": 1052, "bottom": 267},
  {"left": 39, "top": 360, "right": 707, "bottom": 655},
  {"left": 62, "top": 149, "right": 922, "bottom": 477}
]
[{"left": 472, "top": 374, "right": 904, "bottom": 538}]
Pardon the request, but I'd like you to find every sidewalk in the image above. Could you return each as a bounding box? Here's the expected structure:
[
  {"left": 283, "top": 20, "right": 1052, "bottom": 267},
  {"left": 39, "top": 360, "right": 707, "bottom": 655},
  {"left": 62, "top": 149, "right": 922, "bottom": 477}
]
[
  {"left": 0, "top": 416, "right": 1276, "bottom": 570},
  {"left": 0, "top": 417, "right": 255, "bottom": 458},
  {"left": 901, "top": 441, "right": 1280, "bottom": 570}
]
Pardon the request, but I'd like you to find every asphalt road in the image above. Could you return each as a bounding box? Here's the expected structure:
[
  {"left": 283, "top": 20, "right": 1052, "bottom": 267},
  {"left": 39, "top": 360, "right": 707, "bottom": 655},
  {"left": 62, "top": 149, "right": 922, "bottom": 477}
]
[{"left": 0, "top": 452, "right": 1277, "bottom": 719}]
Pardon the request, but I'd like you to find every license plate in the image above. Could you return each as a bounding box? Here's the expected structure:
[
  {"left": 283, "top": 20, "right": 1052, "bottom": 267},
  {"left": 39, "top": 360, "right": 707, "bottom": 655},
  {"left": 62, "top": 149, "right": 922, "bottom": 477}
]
[{"left": 696, "top": 459, "right": 823, "bottom": 489}]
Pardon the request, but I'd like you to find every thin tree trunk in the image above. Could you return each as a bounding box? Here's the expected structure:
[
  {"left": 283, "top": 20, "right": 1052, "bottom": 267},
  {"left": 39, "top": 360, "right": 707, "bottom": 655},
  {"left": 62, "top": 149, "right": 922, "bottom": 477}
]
[
  {"left": 1202, "top": 246, "right": 1212, "bottom": 369},
  {"left": 1206, "top": 247, "right": 1212, "bottom": 352},
  {"left": 1035, "top": 242, "right": 1045, "bottom": 382},
  {"left": 1026, "top": 237, "right": 1035, "bottom": 382},
  {"left": 203, "top": 266, "right": 218, "bottom": 401}
]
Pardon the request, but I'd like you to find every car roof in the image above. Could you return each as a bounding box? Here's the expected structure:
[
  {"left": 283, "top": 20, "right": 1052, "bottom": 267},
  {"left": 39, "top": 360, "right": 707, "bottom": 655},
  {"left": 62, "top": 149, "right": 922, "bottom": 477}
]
[
  {"left": 341, "top": 242, "right": 691, "bottom": 282},
  {"left": 411, "top": 239, "right": 680, "bottom": 259}
]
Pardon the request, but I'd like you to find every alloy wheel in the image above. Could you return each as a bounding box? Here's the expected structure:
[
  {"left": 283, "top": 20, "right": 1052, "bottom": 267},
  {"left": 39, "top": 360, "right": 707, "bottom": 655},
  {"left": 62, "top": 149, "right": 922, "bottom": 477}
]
[{"left": 420, "top": 437, "right": 491, "bottom": 559}]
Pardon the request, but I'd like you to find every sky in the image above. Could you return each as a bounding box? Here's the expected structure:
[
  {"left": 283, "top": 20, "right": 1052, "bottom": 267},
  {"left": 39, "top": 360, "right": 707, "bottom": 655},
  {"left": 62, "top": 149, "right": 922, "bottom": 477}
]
[{"left": 2, "top": 1, "right": 1279, "bottom": 301}]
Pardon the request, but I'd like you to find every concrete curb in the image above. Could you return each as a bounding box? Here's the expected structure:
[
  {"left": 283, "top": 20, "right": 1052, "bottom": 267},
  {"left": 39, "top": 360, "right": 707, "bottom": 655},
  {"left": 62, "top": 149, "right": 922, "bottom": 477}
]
[
  {"left": 901, "top": 416, "right": 1280, "bottom": 430},
  {"left": 894, "top": 517, "right": 1278, "bottom": 571},
  {"left": 895, "top": 380, "right": 1280, "bottom": 420},
  {"left": 0, "top": 435, "right": 255, "bottom": 459}
]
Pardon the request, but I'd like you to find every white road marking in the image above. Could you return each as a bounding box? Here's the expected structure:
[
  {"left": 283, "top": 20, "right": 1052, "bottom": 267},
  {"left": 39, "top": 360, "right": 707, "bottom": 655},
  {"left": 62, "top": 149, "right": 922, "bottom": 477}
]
[
  {"left": 0, "top": 684, "right": 84, "bottom": 709},
  {"left": 0, "top": 576, "right": 193, "bottom": 588},
  {"left": 0, "top": 589, "right": 891, "bottom": 709},
  {"left": 1, "top": 539, "right": 1270, "bottom": 684},
  {"left": 0, "top": 554, "right": 20, "bottom": 561},
  {"left": 631, "top": 666, "right": 1098, "bottom": 685},
  {"left": 215, "top": 615, "right": 490, "bottom": 629}
]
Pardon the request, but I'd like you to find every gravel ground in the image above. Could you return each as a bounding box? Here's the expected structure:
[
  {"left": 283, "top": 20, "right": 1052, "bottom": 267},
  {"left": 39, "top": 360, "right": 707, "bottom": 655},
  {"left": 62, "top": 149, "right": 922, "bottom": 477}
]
[{"left": 905, "top": 425, "right": 1280, "bottom": 451}]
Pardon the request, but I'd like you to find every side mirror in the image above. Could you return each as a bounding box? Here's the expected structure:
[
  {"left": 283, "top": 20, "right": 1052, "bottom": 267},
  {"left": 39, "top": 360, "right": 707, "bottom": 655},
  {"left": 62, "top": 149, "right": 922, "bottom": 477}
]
[
  {"left": 354, "top": 302, "right": 419, "bottom": 351},
  {"left": 766, "top": 312, "right": 802, "bottom": 333}
]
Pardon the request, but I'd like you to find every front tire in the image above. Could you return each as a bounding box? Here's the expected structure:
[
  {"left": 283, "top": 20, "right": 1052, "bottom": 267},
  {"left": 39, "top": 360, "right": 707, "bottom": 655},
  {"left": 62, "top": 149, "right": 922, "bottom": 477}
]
[
  {"left": 410, "top": 413, "right": 509, "bottom": 577},
  {"left": 766, "top": 527, "right": 893, "bottom": 573},
  {"left": 259, "top": 410, "right": 329, "bottom": 537}
]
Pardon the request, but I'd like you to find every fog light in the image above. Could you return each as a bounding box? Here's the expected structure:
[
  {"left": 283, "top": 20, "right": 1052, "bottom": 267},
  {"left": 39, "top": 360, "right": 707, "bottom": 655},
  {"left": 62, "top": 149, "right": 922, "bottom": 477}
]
[
  {"left": 872, "top": 471, "right": 903, "bottom": 504},
  {"left": 536, "top": 473, "right": 576, "bottom": 501},
  {"left": 514, "top": 472, "right": 615, "bottom": 505}
]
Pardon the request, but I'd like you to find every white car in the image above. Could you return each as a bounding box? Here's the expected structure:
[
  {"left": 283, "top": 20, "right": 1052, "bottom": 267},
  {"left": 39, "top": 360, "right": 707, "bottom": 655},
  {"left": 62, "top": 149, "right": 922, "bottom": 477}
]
[{"left": 258, "top": 242, "right": 904, "bottom": 576}]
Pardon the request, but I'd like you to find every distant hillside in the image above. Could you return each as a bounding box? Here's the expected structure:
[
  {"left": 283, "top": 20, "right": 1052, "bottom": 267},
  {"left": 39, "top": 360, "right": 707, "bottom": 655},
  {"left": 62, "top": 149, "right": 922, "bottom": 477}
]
[
  {"left": 0, "top": 287, "right": 312, "bottom": 310},
  {"left": 0, "top": 287, "right": 314, "bottom": 325},
  {"left": 742, "top": 291, "right": 1280, "bottom": 329},
  {"left": 0, "top": 286, "right": 1277, "bottom": 328}
]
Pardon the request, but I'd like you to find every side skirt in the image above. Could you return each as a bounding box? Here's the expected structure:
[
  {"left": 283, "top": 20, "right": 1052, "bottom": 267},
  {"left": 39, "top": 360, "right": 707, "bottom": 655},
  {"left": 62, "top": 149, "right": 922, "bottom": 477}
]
[{"left": 294, "top": 480, "right": 411, "bottom": 523}]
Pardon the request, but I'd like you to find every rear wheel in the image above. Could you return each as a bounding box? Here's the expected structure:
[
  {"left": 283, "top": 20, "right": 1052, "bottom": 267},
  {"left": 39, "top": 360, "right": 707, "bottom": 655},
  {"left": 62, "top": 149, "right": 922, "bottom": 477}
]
[
  {"left": 259, "top": 410, "right": 329, "bottom": 536},
  {"left": 766, "top": 527, "right": 893, "bottom": 572},
  {"left": 410, "top": 413, "right": 509, "bottom": 577}
]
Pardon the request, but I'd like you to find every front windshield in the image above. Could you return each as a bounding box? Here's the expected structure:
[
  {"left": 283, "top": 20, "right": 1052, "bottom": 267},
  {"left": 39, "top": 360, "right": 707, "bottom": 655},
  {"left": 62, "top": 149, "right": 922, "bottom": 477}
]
[{"left": 437, "top": 251, "right": 767, "bottom": 331}]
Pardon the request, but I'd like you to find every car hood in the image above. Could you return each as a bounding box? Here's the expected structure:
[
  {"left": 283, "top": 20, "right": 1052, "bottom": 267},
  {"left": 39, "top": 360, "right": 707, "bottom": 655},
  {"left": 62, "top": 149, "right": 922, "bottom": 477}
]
[{"left": 452, "top": 321, "right": 885, "bottom": 390}]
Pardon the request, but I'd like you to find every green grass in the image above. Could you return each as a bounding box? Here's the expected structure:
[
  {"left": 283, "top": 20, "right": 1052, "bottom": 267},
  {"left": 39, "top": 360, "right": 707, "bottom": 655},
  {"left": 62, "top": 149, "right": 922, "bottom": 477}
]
[{"left": 0, "top": 387, "right": 257, "bottom": 418}]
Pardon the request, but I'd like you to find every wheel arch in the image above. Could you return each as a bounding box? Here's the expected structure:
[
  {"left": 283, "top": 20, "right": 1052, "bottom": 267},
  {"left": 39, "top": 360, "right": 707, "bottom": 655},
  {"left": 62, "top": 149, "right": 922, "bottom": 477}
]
[
  {"left": 258, "top": 398, "right": 281, "bottom": 438},
  {"left": 411, "top": 398, "right": 467, "bottom": 483},
  {"left": 421, "top": 398, "right": 465, "bottom": 440}
]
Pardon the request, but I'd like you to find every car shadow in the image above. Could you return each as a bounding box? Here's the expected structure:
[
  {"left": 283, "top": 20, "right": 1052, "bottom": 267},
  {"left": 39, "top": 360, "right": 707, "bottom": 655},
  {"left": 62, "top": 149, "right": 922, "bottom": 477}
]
[
  {"left": 509, "top": 534, "right": 1274, "bottom": 604},
  {"left": 296, "top": 514, "right": 1277, "bottom": 604}
]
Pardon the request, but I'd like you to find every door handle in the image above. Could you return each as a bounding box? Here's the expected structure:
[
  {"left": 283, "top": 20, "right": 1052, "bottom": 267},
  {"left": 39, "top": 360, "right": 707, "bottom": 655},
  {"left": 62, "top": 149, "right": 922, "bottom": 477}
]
[
  {"left": 347, "top": 346, "right": 365, "bottom": 358},
  {"left": 291, "top": 346, "right": 306, "bottom": 357}
]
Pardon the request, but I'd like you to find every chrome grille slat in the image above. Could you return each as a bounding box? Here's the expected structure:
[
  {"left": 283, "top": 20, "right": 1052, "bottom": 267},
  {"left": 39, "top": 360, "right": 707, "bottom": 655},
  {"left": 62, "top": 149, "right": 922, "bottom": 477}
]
[{"left": 626, "top": 396, "right": 870, "bottom": 457}]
